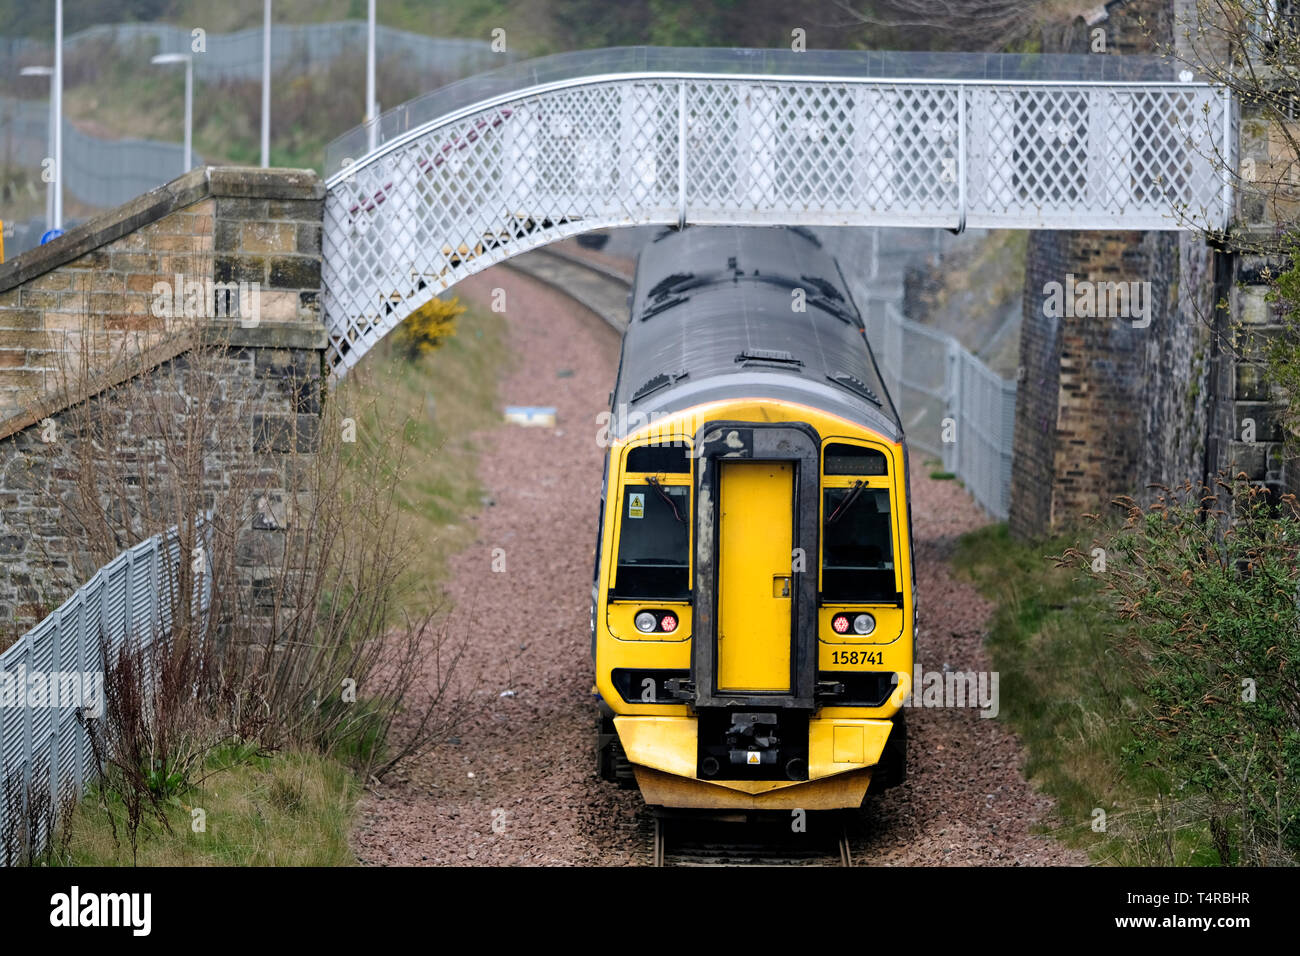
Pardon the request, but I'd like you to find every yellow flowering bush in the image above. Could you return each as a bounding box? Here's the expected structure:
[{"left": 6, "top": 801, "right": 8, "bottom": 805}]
[{"left": 395, "top": 296, "right": 464, "bottom": 359}]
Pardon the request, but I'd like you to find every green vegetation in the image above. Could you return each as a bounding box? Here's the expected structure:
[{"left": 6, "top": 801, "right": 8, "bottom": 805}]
[
  {"left": 4, "top": 1, "right": 891, "bottom": 54},
  {"left": 339, "top": 298, "right": 508, "bottom": 611},
  {"left": 958, "top": 481, "right": 1300, "bottom": 866},
  {"left": 1264, "top": 234, "right": 1300, "bottom": 444},
  {"left": 50, "top": 748, "right": 359, "bottom": 866},
  {"left": 53, "top": 38, "right": 441, "bottom": 171},
  {"left": 6, "top": 295, "right": 505, "bottom": 867},
  {"left": 2, "top": 1, "right": 1104, "bottom": 190},
  {"left": 32, "top": 2, "right": 869, "bottom": 176},
  {"left": 954, "top": 523, "right": 1145, "bottom": 862},
  {"left": 1073, "top": 484, "right": 1300, "bottom": 865},
  {"left": 5, "top": 0, "right": 1090, "bottom": 54}
]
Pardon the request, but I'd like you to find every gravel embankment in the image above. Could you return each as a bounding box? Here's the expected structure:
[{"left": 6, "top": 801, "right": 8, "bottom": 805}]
[
  {"left": 847, "top": 476, "right": 1085, "bottom": 865},
  {"left": 351, "top": 262, "right": 1083, "bottom": 866}
]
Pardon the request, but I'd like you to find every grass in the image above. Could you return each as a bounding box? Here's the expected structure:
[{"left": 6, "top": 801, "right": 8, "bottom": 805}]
[
  {"left": 30, "top": 297, "right": 507, "bottom": 867},
  {"left": 338, "top": 298, "right": 509, "bottom": 611},
  {"left": 55, "top": 748, "right": 359, "bottom": 866},
  {"left": 952, "top": 523, "right": 1217, "bottom": 864},
  {"left": 956, "top": 522, "right": 1237, "bottom": 868},
  {"left": 57, "top": 48, "right": 437, "bottom": 173}
]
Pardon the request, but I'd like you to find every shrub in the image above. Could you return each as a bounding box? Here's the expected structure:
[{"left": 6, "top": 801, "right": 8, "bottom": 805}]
[
  {"left": 1065, "top": 478, "right": 1300, "bottom": 865},
  {"left": 14, "top": 315, "right": 472, "bottom": 861},
  {"left": 395, "top": 296, "right": 464, "bottom": 360}
]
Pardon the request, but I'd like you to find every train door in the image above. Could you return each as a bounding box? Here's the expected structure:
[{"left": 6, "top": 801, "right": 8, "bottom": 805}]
[
  {"left": 716, "top": 461, "right": 794, "bottom": 693},
  {"left": 691, "top": 422, "right": 820, "bottom": 714}
]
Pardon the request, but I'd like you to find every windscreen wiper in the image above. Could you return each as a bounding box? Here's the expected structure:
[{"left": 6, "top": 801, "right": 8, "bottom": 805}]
[{"left": 826, "top": 480, "right": 866, "bottom": 525}]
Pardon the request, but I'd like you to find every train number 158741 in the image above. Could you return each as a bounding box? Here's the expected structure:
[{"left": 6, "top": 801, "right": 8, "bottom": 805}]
[{"left": 830, "top": 650, "right": 883, "bottom": 666}]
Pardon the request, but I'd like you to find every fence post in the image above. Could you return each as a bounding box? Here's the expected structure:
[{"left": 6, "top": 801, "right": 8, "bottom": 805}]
[
  {"left": 943, "top": 341, "right": 959, "bottom": 475},
  {"left": 1002, "top": 378, "right": 1017, "bottom": 518},
  {"left": 676, "top": 81, "right": 687, "bottom": 229},
  {"left": 122, "top": 549, "right": 134, "bottom": 660},
  {"left": 149, "top": 536, "right": 161, "bottom": 646},
  {"left": 20, "top": 633, "right": 33, "bottom": 829},
  {"left": 47, "top": 605, "right": 62, "bottom": 838},
  {"left": 76, "top": 584, "right": 90, "bottom": 793}
]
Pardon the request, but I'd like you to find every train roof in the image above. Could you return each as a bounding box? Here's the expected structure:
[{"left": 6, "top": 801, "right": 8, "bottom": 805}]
[{"left": 610, "top": 226, "right": 901, "bottom": 442}]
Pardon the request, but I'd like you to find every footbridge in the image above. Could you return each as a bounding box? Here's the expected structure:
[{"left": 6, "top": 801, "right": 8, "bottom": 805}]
[
  {"left": 321, "top": 47, "right": 1235, "bottom": 374},
  {"left": 0, "top": 44, "right": 1259, "bottom": 860}
]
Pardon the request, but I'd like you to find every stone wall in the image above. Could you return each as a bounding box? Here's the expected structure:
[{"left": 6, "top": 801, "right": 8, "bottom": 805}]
[
  {"left": 1009, "top": 231, "right": 1065, "bottom": 536},
  {"left": 0, "top": 167, "right": 323, "bottom": 432},
  {"left": 1009, "top": 228, "right": 1203, "bottom": 534},
  {"left": 0, "top": 166, "right": 327, "bottom": 634},
  {"left": 1141, "top": 233, "right": 1218, "bottom": 492},
  {"left": 1223, "top": 247, "right": 1293, "bottom": 498},
  {"left": 0, "top": 344, "right": 322, "bottom": 631},
  {"left": 1010, "top": 0, "right": 1300, "bottom": 538},
  {"left": 1009, "top": 0, "right": 1227, "bottom": 535}
]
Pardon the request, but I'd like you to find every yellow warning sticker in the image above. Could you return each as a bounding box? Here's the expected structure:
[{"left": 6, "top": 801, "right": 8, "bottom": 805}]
[
  {"left": 747, "top": 751, "right": 761, "bottom": 765},
  {"left": 628, "top": 493, "right": 644, "bottom": 519}
]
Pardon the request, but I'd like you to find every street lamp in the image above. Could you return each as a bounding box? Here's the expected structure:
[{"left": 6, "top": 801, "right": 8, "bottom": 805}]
[
  {"left": 150, "top": 52, "right": 193, "bottom": 174},
  {"left": 53, "top": 0, "right": 62, "bottom": 229},
  {"left": 19, "top": 65, "right": 55, "bottom": 232},
  {"left": 366, "top": 0, "right": 377, "bottom": 152},
  {"left": 23, "top": 0, "right": 64, "bottom": 232},
  {"left": 261, "top": 0, "right": 271, "bottom": 167}
]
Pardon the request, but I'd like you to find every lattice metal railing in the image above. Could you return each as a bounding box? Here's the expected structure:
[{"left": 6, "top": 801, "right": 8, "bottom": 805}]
[{"left": 322, "top": 49, "right": 1235, "bottom": 375}]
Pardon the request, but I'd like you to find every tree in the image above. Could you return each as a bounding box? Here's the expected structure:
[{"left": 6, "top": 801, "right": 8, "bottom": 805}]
[{"left": 830, "top": 0, "right": 1068, "bottom": 51}]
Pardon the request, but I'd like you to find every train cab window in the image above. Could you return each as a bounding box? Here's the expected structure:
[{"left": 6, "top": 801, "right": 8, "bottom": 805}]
[
  {"left": 822, "top": 484, "right": 895, "bottom": 601},
  {"left": 824, "top": 443, "right": 887, "bottom": 476},
  {"left": 626, "top": 444, "right": 691, "bottom": 473},
  {"left": 613, "top": 482, "right": 690, "bottom": 599}
]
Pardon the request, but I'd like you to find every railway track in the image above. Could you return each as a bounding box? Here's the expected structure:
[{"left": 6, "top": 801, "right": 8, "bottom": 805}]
[
  {"left": 649, "top": 812, "right": 853, "bottom": 867},
  {"left": 507, "top": 237, "right": 862, "bottom": 869},
  {"left": 503, "top": 243, "right": 631, "bottom": 333}
]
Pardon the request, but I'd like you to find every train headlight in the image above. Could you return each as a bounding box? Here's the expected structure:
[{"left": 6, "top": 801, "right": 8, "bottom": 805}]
[
  {"left": 634, "top": 611, "right": 658, "bottom": 633},
  {"left": 852, "top": 613, "right": 876, "bottom": 635},
  {"left": 831, "top": 613, "right": 851, "bottom": 634},
  {"left": 659, "top": 613, "right": 678, "bottom": 633}
]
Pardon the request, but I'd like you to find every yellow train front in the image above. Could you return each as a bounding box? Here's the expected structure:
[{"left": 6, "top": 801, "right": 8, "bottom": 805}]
[{"left": 592, "top": 225, "right": 914, "bottom": 810}]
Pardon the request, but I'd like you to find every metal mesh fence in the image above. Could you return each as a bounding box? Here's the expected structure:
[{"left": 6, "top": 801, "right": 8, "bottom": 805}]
[
  {"left": 61, "top": 121, "right": 198, "bottom": 209},
  {"left": 1, "top": 21, "right": 501, "bottom": 86},
  {"left": 0, "top": 519, "right": 211, "bottom": 865},
  {"left": 864, "top": 299, "right": 1016, "bottom": 519},
  {"left": 1, "top": 97, "right": 198, "bottom": 206},
  {"left": 0, "top": 21, "right": 503, "bottom": 258},
  {"left": 944, "top": 341, "right": 1017, "bottom": 519}
]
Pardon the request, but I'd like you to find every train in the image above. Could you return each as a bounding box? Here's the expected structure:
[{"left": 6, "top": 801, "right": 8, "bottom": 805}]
[{"left": 591, "top": 225, "right": 915, "bottom": 811}]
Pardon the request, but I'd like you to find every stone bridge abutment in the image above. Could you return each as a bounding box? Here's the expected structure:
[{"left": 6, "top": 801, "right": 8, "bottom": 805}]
[{"left": 0, "top": 167, "right": 327, "bottom": 631}]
